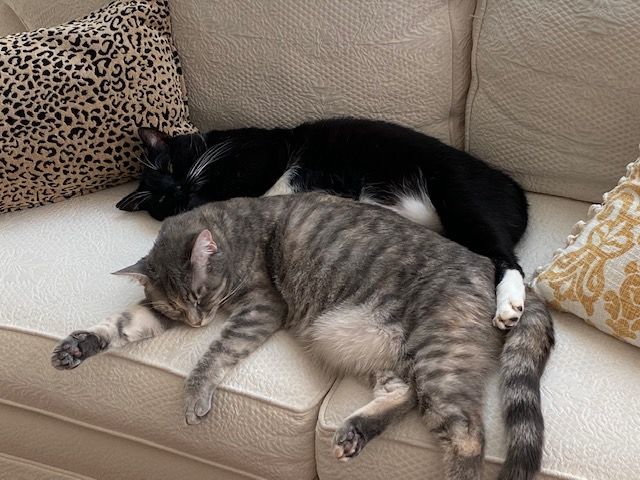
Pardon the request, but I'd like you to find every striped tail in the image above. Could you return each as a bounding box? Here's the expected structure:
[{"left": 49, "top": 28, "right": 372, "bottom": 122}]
[{"left": 498, "top": 288, "right": 554, "bottom": 480}]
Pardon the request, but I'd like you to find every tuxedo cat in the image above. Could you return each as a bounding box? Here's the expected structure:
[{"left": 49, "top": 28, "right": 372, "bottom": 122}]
[{"left": 117, "top": 118, "right": 528, "bottom": 327}]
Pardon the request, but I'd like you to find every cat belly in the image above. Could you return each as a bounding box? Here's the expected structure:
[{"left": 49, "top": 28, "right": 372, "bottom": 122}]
[{"left": 306, "top": 303, "right": 404, "bottom": 376}]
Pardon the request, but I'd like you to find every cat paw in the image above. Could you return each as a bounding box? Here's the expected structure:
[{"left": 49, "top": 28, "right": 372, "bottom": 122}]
[
  {"left": 493, "top": 271, "right": 525, "bottom": 330},
  {"left": 51, "top": 331, "right": 104, "bottom": 370},
  {"left": 184, "top": 378, "right": 215, "bottom": 425},
  {"left": 333, "top": 422, "right": 367, "bottom": 462},
  {"left": 493, "top": 300, "right": 524, "bottom": 330}
]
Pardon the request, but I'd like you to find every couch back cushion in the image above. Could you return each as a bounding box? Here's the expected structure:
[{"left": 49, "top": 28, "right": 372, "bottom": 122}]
[
  {"left": 170, "top": 0, "right": 476, "bottom": 148},
  {"left": 466, "top": 0, "right": 640, "bottom": 203},
  {"left": 1, "top": 0, "right": 109, "bottom": 31},
  {"left": 7, "top": 0, "right": 476, "bottom": 148},
  {"left": 0, "top": 2, "right": 25, "bottom": 36}
]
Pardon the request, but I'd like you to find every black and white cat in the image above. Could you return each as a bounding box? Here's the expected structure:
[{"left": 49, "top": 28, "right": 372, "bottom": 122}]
[{"left": 117, "top": 118, "right": 528, "bottom": 328}]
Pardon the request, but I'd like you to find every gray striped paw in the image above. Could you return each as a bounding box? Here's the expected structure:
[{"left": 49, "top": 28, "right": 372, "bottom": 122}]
[
  {"left": 184, "top": 378, "right": 215, "bottom": 425},
  {"left": 333, "top": 422, "right": 367, "bottom": 462},
  {"left": 51, "top": 331, "right": 103, "bottom": 370}
]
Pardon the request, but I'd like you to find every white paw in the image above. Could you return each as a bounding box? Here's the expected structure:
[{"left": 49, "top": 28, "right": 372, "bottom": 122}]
[{"left": 493, "top": 270, "right": 525, "bottom": 330}]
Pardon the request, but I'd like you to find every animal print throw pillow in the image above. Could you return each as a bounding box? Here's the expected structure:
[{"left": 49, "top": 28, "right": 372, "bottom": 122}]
[
  {"left": 533, "top": 155, "right": 640, "bottom": 348},
  {"left": 0, "top": 0, "right": 196, "bottom": 213}
]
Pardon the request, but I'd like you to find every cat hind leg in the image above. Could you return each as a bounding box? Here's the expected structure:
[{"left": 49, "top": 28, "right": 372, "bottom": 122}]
[{"left": 333, "top": 371, "right": 415, "bottom": 462}]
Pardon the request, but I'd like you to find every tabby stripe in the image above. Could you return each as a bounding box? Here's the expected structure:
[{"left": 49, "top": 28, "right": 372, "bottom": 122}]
[{"left": 116, "top": 312, "right": 132, "bottom": 340}]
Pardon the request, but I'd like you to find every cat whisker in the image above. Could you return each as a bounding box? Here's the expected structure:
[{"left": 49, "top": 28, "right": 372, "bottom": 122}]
[
  {"left": 219, "top": 278, "right": 246, "bottom": 306},
  {"left": 131, "top": 195, "right": 152, "bottom": 210},
  {"left": 190, "top": 178, "right": 210, "bottom": 191},
  {"left": 123, "top": 190, "right": 151, "bottom": 199},
  {"left": 137, "top": 152, "right": 158, "bottom": 171},
  {"left": 186, "top": 140, "right": 234, "bottom": 184},
  {"left": 118, "top": 191, "right": 152, "bottom": 209},
  {"left": 186, "top": 147, "right": 219, "bottom": 181},
  {"left": 187, "top": 147, "right": 227, "bottom": 182}
]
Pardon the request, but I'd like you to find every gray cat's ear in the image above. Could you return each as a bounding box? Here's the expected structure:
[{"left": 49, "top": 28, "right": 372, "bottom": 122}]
[
  {"left": 191, "top": 230, "right": 217, "bottom": 286},
  {"left": 112, "top": 258, "right": 149, "bottom": 285},
  {"left": 138, "top": 127, "right": 169, "bottom": 151},
  {"left": 191, "top": 230, "right": 218, "bottom": 269}
]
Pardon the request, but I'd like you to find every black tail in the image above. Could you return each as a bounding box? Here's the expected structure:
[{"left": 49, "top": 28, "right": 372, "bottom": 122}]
[{"left": 498, "top": 288, "right": 554, "bottom": 480}]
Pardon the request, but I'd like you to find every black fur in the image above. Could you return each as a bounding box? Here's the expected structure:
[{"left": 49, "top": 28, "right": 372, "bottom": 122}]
[{"left": 118, "top": 118, "right": 528, "bottom": 287}]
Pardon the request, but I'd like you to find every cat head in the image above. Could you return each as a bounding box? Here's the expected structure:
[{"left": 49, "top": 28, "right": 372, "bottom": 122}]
[
  {"left": 116, "top": 127, "right": 209, "bottom": 220},
  {"left": 113, "top": 229, "right": 232, "bottom": 327}
]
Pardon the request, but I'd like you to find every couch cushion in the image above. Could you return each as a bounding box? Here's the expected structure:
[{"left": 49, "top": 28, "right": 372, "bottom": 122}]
[
  {"left": 0, "top": 184, "right": 334, "bottom": 480},
  {"left": 0, "top": 452, "right": 94, "bottom": 480},
  {"left": 1, "top": 0, "right": 476, "bottom": 151},
  {"left": 466, "top": 0, "right": 640, "bottom": 203},
  {"left": 1, "top": 0, "right": 109, "bottom": 31},
  {"left": 316, "top": 192, "right": 640, "bottom": 480},
  {"left": 0, "top": 2, "right": 26, "bottom": 36},
  {"left": 169, "top": 0, "right": 476, "bottom": 148}
]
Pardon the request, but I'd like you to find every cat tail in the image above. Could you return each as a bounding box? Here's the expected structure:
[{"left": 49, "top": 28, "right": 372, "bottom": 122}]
[{"left": 498, "top": 287, "right": 554, "bottom": 480}]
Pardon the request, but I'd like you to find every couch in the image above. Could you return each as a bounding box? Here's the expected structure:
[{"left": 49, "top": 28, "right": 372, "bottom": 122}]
[{"left": 1, "top": 1, "right": 639, "bottom": 479}]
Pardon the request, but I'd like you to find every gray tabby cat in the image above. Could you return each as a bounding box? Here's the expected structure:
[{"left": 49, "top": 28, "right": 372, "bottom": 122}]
[{"left": 52, "top": 193, "right": 553, "bottom": 480}]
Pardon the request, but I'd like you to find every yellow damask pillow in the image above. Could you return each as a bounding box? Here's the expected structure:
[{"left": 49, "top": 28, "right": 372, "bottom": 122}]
[{"left": 533, "top": 156, "right": 640, "bottom": 347}]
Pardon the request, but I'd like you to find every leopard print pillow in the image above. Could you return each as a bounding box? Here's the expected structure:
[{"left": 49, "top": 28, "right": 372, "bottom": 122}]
[{"left": 0, "top": 0, "right": 196, "bottom": 213}]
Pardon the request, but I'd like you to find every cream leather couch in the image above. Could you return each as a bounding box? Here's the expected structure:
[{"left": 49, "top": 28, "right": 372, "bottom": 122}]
[{"left": 2, "top": 1, "right": 639, "bottom": 479}]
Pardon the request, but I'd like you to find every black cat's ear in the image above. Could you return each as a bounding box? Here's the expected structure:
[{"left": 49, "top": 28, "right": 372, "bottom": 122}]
[
  {"left": 138, "top": 127, "right": 169, "bottom": 151},
  {"left": 112, "top": 258, "right": 149, "bottom": 285},
  {"left": 116, "top": 190, "right": 151, "bottom": 212},
  {"left": 191, "top": 230, "right": 218, "bottom": 285}
]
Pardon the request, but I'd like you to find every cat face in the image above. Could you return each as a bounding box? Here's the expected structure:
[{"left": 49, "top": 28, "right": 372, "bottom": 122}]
[
  {"left": 114, "top": 230, "right": 231, "bottom": 327},
  {"left": 116, "top": 128, "right": 207, "bottom": 220}
]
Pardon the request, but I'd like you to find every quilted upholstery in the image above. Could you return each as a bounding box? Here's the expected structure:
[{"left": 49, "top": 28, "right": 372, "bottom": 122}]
[
  {"left": 466, "top": 0, "right": 640, "bottom": 203},
  {"left": 1, "top": 0, "right": 109, "bottom": 30},
  {"left": 170, "top": 0, "right": 476, "bottom": 148},
  {"left": 0, "top": 184, "right": 334, "bottom": 480},
  {"left": 7, "top": 0, "right": 476, "bottom": 149},
  {"left": 0, "top": 1, "right": 26, "bottom": 36},
  {"left": 316, "top": 193, "right": 640, "bottom": 480},
  {"left": 4, "top": 1, "right": 640, "bottom": 479},
  {"left": 0, "top": 453, "right": 93, "bottom": 480}
]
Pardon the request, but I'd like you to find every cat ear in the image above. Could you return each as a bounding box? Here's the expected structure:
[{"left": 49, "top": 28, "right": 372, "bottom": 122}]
[
  {"left": 138, "top": 127, "right": 169, "bottom": 151},
  {"left": 191, "top": 230, "right": 218, "bottom": 268},
  {"left": 112, "top": 258, "right": 149, "bottom": 285},
  {"left": 190, "top": 230, "right": 218, "bottom": 286}
]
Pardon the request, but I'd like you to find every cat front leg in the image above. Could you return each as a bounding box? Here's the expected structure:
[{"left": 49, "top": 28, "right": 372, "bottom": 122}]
[
  {"left": 51, "top": 301, "right": 173, "bottom": 370},
  {"left": 184, "top": 290, "right": 285, "bottom": 425}
]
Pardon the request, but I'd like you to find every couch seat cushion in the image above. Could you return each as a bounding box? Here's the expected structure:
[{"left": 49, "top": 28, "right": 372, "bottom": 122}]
[
  {"left": 0, "top": 184, "right": 334, "bottom": 480},
  {"left": 315, "top": 193, "right": 640, "bottom": 480}
]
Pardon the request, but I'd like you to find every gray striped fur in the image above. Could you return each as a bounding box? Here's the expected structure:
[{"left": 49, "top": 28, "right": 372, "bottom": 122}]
[{"left": 52, "top": 193, "right": 553, "bottom": 480}]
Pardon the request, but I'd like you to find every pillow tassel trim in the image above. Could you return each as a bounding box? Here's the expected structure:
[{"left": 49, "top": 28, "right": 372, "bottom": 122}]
[
  {"left": 532, "top": 151, "right": 640, "bottom": 344},
  {"left": 531, "top": 152, "right": 640, "bottom": 291}
]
